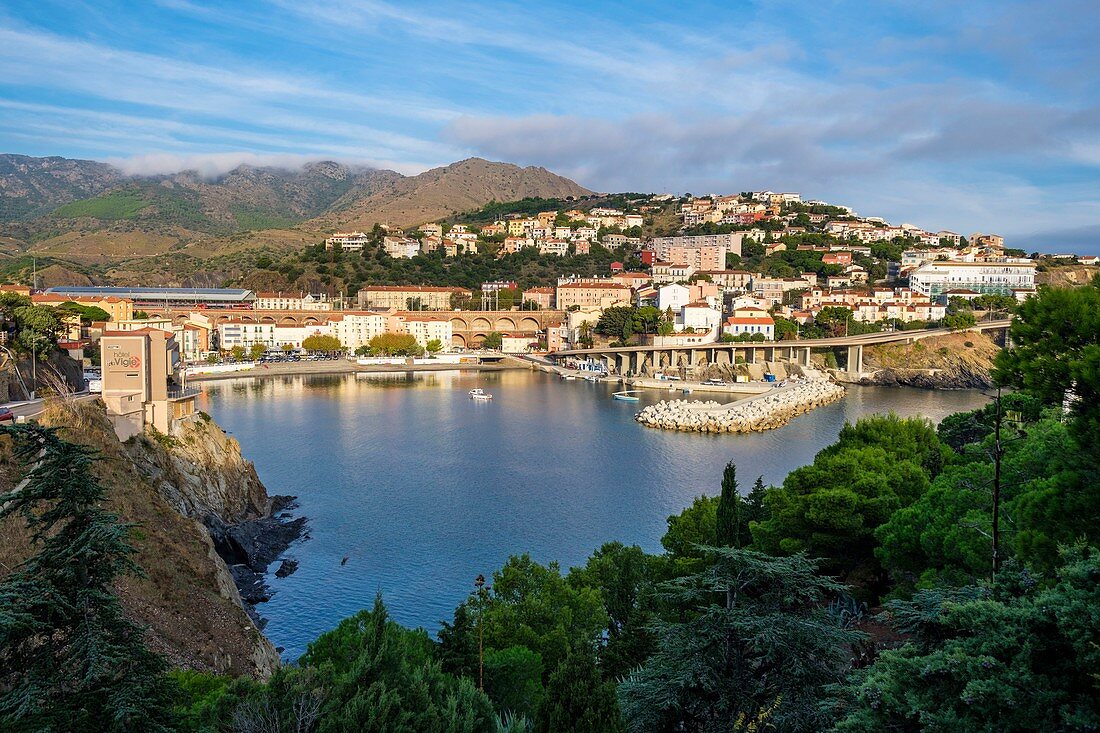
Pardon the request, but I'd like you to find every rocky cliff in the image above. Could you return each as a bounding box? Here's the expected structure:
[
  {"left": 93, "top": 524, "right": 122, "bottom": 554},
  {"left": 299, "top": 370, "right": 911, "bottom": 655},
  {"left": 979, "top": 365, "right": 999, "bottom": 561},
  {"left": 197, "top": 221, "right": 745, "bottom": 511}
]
[
  {"left": 1036, "top": 264, "right": 1099, "bottom": 288},
  {"left": 0, "top": 400, "right": 284, "bottom": 677},
  {"left": 858, "top": 332, "right": 1000, "bottom": 389},
  {"left": 125, "top": 412, "right": 270, "bottom": 523},
  {"left": 124, "top": 412, "right": 308, "bottom": 619}
]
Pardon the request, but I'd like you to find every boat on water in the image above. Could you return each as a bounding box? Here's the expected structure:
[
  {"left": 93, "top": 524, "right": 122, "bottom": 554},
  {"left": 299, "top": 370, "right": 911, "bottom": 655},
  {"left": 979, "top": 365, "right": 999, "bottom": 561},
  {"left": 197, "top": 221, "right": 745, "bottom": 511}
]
[
  {"left": 584, "top": 375, "right": 600, "bottom": 382},
  {"left": 561, "top": 374, "right": 577, "bottom": 381},
  {"left": 468, "top": 388, "right": 493, "bottom": 401},
  {"left": 612, "top": 390, "right": 641, "bottom": 402}
]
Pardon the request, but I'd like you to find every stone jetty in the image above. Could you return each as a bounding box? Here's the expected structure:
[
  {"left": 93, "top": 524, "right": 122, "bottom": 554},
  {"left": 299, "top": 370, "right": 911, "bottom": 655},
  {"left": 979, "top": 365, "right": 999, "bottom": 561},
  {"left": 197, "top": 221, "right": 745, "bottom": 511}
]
[{"left": 634, "top": 379, "right": 845, "bottom": 433}]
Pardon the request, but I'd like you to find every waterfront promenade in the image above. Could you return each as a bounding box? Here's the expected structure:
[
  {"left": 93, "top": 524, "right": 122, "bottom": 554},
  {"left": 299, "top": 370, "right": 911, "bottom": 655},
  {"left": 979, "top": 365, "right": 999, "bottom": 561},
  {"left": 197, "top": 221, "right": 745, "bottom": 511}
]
[{"left": 186, "top": 358, "right": 526, "bottom": 382}]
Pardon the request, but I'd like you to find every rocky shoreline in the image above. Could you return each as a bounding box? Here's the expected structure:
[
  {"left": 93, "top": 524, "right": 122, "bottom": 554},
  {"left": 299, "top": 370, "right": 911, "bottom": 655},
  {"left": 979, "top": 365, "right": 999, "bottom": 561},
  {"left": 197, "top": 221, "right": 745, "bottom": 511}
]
[
  {"left": 635, "top": 379, "right": 846, "bottom": 433},
  {"left": 204, "top": 495, "right": 308, "bottom": 629},
  {"left": 857, "top": 366, "right": 993, "bottom": 390}
]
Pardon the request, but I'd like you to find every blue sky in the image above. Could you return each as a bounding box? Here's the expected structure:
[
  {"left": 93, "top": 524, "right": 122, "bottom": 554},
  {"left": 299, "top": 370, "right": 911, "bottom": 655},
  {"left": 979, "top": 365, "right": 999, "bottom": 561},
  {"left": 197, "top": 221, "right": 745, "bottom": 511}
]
[{"left": 2, "top": 1, "right": 1099, "bottom": 251}]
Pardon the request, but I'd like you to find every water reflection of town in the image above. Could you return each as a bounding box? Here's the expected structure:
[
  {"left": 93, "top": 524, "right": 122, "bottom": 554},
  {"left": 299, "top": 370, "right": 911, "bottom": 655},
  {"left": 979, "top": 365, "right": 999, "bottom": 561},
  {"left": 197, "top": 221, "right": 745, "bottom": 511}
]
[{"left": 194, "top": 369, "right": 542, "bottom": 406}]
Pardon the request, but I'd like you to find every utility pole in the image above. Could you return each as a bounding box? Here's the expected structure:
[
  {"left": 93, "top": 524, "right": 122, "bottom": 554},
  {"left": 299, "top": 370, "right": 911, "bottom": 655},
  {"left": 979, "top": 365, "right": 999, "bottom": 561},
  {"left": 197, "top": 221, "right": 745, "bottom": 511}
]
[
  {"left": 474, "top": 574, "right": 486, "bottom": 691},
  {"left": 30, "top": 333, "right": 40, "bottom": 399}
]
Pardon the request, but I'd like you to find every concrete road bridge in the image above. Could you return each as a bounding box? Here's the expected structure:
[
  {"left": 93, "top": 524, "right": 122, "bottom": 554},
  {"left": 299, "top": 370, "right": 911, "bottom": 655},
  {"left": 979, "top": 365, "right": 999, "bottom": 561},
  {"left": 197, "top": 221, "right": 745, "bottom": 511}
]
[
  {"left": 550, "top": 320, "right": 1012, "bottom": 377},
  {"left": 144, "top": 307, "right": 566, "bottom": 349}
]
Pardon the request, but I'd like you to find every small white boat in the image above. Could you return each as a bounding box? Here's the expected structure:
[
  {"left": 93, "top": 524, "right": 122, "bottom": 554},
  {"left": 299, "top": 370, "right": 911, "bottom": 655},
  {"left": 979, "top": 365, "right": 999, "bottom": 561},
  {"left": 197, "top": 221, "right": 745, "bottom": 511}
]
[
  {"left": 613, "top": 391, "right": 641, "bottom": 402},
  {"left": 584, "top": 375, "right": 600, "bottom": 382},
  {"left": 469, "top": 388, "right": 493, "bottom": 401},
  {"left": 561, "top": 375, "right": 577, "bottom": 381}
]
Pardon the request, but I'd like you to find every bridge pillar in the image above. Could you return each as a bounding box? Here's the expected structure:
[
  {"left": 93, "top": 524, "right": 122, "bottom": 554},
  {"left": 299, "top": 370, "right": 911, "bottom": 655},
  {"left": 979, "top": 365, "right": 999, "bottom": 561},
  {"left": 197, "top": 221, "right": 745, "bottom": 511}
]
[
  {"left": 800, "top": 347, "right": 811, "bottom": 367},
  {"left": 846, "top": 344, "right": 864, "bottom": 375}
]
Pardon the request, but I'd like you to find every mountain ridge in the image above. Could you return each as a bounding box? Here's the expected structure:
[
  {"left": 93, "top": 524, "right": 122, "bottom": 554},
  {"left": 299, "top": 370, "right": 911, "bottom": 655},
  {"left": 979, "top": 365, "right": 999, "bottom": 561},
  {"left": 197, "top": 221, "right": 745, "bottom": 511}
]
[{"left": 0, "top": 153, "right": 593, "bottom": 283}]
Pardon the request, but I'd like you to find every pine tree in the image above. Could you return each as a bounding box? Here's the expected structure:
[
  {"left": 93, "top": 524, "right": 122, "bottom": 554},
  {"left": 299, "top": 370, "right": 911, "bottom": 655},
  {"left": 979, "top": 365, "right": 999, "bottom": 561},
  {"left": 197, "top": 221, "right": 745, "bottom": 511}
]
[
  {"left": 534, "top": 649, "right": 625, "bottom": 733},
  {"left": 0, "top": 425, "right": 176, "bottom": 733},
  {"left": 746, "top": 475, "right": 769, "bottom": 525},
  {"left": 715, "top": 461, "right": 741, "bottom": 547}
]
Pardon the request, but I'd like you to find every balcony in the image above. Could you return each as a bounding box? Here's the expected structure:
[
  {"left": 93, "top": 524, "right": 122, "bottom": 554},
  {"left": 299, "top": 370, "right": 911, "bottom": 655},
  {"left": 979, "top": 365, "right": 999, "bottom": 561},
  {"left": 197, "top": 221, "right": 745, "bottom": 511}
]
[{"left": 166, "top": 385, "right": 200, "bottom": 400}]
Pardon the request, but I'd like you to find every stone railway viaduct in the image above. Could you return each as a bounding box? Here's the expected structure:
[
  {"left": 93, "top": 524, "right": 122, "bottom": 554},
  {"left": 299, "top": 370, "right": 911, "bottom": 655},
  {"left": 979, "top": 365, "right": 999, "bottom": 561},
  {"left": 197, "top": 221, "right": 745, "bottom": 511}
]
[{"left": 143, "top": 307, "right": 566, "bottom": 349}]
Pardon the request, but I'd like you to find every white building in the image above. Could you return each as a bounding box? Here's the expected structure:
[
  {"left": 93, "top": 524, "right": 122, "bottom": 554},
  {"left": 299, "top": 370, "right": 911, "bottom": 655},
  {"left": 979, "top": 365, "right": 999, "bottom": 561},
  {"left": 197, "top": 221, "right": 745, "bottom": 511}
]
[
  {"left": 272, "top": 324, "right": 335, "bottom": 350},
  {"left": 657, "top": 284, "right": 692, "bottom": 313},
  {"left": 217, "top": 321, "right": 276, "bottom": 350},
  {"left": 538, "top": 239, "right": 569, "bottom": 257},
  {"left": 329, "top": 312, "right": 394, "bottom": 351},
  {"left": 908, "top": 260, "right": 1036, "bottom": 300},
  {"left": 383, "top": 236, "right": 421, "bottom": 259},
  {"left": 402, "top": 316, "right": 453, "bottom": 349},
  {"left": 678, "top": 302, "right": 722, "bottom": 335},
  {"left": 723, "top": 315, "right": 775, "bottom": 340},
  {"left": 254, "top": 292, "right": 333, "bottom": 311},
  {"left": 325, "top": 232, "right": 370, "bottom": 251},
  {"left": 651, "top": 261, "right": 697, "bottom": 285}
]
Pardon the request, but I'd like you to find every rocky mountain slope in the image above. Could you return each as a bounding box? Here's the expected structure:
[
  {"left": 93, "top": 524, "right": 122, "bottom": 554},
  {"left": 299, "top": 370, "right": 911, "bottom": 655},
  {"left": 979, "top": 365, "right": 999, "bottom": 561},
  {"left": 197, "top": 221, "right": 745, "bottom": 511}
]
[
  {"left": 0, "top": 400, "right": 291, "bottom": 677},
  {"left": 0, "top": 154, "right": 121, "bottom": 220},
  {"left": 317, "top": 157, "right": 595, "bottom": 229},
  {"left": 0, "top": 154, "right": 593, "bottom": 284}
]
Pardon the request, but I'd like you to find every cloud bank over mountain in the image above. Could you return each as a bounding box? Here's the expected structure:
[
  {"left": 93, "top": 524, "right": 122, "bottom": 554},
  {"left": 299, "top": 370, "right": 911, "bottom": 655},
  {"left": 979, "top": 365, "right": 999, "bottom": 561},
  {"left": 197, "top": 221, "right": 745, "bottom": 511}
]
[{"left": 1, "top": 0, "right": 1097, "bottom": 246}]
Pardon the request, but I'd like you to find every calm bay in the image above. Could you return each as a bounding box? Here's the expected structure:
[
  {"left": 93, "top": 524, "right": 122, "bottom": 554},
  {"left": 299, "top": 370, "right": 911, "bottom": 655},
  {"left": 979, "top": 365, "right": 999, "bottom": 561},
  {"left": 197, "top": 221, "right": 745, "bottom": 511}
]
[{"left": 197, "top": 370, "right": 991, "bottom": 658}]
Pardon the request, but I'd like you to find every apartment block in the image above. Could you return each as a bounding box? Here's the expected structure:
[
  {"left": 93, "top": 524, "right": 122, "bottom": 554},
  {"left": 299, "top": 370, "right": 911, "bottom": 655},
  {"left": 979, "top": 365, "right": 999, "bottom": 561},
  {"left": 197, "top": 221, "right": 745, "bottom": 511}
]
[
  {"left": 357, "top": 286, "right": 472, "bottom": 310},
  {"left": 555, "top": 282, "right": 632, "bottom": 310},
  {"left": 908, "top": 261, "right": 1036, "bottom": 299}
]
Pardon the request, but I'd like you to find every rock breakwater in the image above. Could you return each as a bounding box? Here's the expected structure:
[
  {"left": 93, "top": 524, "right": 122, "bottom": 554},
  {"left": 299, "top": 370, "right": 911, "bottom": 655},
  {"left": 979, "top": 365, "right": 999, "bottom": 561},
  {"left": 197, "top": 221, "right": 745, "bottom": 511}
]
[{"left": 635, "top": 379, "right": 845, "bottom": 433}]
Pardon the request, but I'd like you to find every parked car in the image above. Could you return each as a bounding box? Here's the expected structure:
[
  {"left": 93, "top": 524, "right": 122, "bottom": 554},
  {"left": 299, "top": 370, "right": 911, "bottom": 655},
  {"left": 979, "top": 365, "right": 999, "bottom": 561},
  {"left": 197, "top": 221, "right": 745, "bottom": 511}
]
[{"left": 0, "top": 409, "right": 15, "bottom": 424}]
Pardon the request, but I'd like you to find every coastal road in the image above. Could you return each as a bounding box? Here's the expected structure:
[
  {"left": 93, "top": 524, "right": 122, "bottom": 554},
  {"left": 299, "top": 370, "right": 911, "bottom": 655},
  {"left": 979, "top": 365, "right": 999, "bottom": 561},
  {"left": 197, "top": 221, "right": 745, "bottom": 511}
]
[
  {"left": 0, "top": 392, "right": 96, "bottom": 422},
  {"left": 551, "top": 319, "right": 1012, "bottom": 359}
]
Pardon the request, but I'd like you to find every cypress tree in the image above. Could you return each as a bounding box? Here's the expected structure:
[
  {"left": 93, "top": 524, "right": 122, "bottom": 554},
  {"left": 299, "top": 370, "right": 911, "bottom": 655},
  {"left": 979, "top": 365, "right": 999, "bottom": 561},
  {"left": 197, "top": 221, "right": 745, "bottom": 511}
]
[
  {"left": 715, "top": 461, "right": 741, "bottom": 547},
  {"left": 0, "top": 425, "right": 175, "bottom": 733}
]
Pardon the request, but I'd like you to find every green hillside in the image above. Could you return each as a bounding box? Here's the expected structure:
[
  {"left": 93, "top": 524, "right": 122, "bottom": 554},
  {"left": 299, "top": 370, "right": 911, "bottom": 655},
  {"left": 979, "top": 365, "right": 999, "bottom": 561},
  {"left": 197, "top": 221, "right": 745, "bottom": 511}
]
[{"left": 52, "top": 189, "right": 148, "bottom": 220}]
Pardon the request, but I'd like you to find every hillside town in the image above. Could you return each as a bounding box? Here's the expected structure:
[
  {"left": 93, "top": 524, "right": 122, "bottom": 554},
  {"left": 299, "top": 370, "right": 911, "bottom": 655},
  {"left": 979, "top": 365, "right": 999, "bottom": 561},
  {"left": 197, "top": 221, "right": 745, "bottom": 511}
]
[{"left": 4, "top": 189, "right": 1096, "bottom": 372}]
